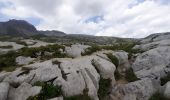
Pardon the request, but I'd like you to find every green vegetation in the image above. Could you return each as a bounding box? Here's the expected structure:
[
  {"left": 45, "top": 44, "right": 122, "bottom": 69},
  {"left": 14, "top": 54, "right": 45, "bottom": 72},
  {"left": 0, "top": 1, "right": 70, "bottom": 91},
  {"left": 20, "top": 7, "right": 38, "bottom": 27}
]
[
  {"left": 125, "top": 68, "right": 139, "bottom": 82},
  {"left": 27, "top": 82, "right": 62, "bottom": 100},
  {"left": 52, "top": 60, "right": 61, "bottom": 65},
  {"left": 15, "top": 40, "right": 28, "bottom": 46},
  {"left": 82, "top": 42, "right": 144, "bottom": 56},
  {"left": 160, "top": 73, "right": 170, "bottom": 86},
  {"left": 0, "top": 44, "right": 67, "bottom": 71},
  {"left": 114, "top": 70, "right": 123, "bottom": 81},
  {"left": 0, "top": 51, "right": 17, "bottom": 68},
  {"left": 82, "top": 45, "right": 101, "bottom": 55},
  {"left": 0, "top": 45, "right": 13, "bottom": 49},
  {"left": 98, "top": 78, "right": 112, "bottom": 100},
  {"left": 106, "top": 53, "right": 119, "bottom": 68},
  {"left": 149, "top": 92, "right": 169, "bottom": 100}
]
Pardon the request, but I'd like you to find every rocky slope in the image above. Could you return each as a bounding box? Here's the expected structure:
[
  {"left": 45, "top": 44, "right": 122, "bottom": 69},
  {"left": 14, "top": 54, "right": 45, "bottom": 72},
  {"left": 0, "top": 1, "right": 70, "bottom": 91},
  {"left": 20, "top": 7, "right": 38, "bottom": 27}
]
[{"left": 1, "top": 20, "right": 170, "bottom": 100}]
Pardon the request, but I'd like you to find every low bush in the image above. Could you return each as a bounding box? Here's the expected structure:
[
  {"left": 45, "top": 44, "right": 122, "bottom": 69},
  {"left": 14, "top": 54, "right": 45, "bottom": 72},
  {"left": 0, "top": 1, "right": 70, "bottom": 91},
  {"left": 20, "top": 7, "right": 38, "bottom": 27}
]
[
  {"left": 82, "top": 45, "right": 101, "bottom": 55},
  {"left": 0, "top": 51, "right": 17, "bottom": 68},
  {"left": 106, "top": 53, "right": 119, "bottom": 68},
  {"left": 0, "top": 45, "right": 13, "bottom": 49},
  {"left": 149, "top": 92, "right": 169, "bottom": 100},
  {"left": 27, "top": 82, "right": 62, "bottom": 100},
  {"left": 98, "top": 78, "right": 112, "bottom": 99},
  {"left": 160, "top": 73, "right": 170, "bottom": 86},
  {"left": 15, "top": 40, "right": 28, "bottom": 46},
  {"left": 125, "top": 68, "right": 139, "bottom": 82}
]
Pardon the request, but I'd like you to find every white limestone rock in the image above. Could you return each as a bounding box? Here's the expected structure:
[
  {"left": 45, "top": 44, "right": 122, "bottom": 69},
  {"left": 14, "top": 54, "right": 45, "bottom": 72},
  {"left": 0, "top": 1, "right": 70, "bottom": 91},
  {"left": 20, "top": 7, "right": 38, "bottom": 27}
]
[
  {"left": 0, "top": 82, "right": 10, "bottom": 100},
  {"left": 132, "top": 47, "right": 170, "bottom": 79},
  {"left": 162, "top": 82, "right": 170, "bottom": 98},
  {"left": 65, "top": 44, "right": 90, "bottom": 58},
  {"left": 16, "top": 56, "right": 35, "bottom": 65},
  {"left": 8, "top": 82, "right": 42, "bottom": 100},
  {"left": 111, "top": 78, "right": 159, "bottom": 100}
]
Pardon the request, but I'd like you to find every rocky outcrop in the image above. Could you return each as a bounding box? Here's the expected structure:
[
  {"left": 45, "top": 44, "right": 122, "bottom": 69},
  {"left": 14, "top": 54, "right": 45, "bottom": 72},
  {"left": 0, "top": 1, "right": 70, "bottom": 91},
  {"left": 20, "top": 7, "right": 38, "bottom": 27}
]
[
  {"left": 8, "top": 82, "right": 42, "bottom": 100},
  {"left": 110, "top": 78, "right": 160, "bottom": 100},
  {"left": 132, "top": 46, "right": 170, "bottom": 79},
  {"left": 161, "top": 82, "right": 170, "bottom": 99},
  {"left": 65, "top": 44, "right": 90, "bottom": 58},
  {"left": 0, "top": 82, "right": 10, "bottom": 100},
  {"left": 16, "top": 56, "right": 35, "bottom": 65}
]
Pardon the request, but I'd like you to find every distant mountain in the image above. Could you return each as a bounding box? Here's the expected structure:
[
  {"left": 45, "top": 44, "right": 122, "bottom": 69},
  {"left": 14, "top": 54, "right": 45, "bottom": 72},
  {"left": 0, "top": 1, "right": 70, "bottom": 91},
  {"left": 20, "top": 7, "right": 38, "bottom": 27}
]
[
  {"left": 0, "top": 19, "right": 38, "bottom": 36},
  {"left": 39, "top": 30, "right": 66, "bottom": 36}
]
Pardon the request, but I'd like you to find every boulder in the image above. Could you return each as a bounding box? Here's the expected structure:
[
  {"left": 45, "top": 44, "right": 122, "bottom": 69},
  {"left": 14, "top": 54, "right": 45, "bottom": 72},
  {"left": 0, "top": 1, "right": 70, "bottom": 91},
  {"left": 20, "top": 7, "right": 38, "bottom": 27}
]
[
  {"left": 65, "top": 44, "right": 90, "bottom": 58},
  {"left": 16, "top": 56, "right": 35, "bottom": 65},
  {"left": 54, "top": 56, "right": 100, "bottom": 100},
  {"left": 8, "top": 82, "right": 42, "bottom": 100},
  {"left": 162, "top": 82, "right": 170, "bottom": 98},
  {"left": 110, "top": 78, "right": 160, "bottom": 100},
  {"left": 132, "top": 47, "right": 170, "bottom": 79},
  {"left": 0, "top": 71, "right": 11, "bottom": 82},
  {"left": 0, "top": 82, "right": 10, "bottom": 100}
]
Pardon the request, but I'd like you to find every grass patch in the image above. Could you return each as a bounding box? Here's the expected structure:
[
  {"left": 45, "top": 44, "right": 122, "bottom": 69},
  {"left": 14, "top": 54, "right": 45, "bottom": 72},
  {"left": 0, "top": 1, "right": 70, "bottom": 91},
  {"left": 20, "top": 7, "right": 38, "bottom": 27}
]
[
  {"left": 27, "top": 82, "right": 62, "bottom": 100},
  {"left": 149, "top": 92, "right": 170, "bottom": 100},
  {"left": 98, "top": 78, "right": 112, "bottom": 99},
  {"left": 160, "top": 73, "right": 170, "bottom": 86},
  {"left": 106, "top": 53, "right": 119, "bottom": 68},
  {"left": 125, "top": 68, "right": 139, "bottom": 82},
  {"left": 0, "top": 51, "right": 17, "bottom": 68},
  {"left": 52, "top": 60, "right": 61, "bottom": 65},
  {"left": 15, "top": 40, "right": 28, "bottom": 46},
  {"left": 82, "top": 45, "right": 101, "bottom": 55},
  {"left": 0, "top": 45, "right": 13, "bottom": 49}
]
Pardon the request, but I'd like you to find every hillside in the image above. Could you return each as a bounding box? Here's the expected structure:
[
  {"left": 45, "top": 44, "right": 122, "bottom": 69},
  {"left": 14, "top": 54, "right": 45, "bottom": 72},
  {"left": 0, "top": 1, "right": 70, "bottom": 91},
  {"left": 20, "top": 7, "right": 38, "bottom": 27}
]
[{"left": 1, "top": 20, "right": 170, "bottom": 100}]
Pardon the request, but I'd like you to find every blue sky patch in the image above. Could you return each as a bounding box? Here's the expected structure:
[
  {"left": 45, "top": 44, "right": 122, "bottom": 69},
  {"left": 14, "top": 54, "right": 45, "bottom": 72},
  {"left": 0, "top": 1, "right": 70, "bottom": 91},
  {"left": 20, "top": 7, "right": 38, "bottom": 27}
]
[{"left": 85, "top": 15, "right": 104, "bottom": 23}]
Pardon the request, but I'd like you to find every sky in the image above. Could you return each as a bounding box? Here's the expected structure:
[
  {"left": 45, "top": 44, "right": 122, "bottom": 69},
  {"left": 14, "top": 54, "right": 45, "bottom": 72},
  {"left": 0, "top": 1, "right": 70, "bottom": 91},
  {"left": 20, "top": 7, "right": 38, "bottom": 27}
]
[{"left": 0, "top": 0, "right": 170, "bottom": 38}]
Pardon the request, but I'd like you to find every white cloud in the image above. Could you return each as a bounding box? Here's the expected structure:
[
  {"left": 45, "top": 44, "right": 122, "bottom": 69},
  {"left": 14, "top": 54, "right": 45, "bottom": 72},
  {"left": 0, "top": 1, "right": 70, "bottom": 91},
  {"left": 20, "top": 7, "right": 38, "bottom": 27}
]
[{"left": 0, "top": 0, "right": 170, "bottom": 38}]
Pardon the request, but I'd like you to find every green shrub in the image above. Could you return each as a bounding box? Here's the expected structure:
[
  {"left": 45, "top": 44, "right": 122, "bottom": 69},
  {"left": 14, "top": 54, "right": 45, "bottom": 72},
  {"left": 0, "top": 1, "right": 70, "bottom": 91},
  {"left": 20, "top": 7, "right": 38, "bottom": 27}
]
[
  {"left": 98, "top": 78, "right": 112, "bottom": 99},
  {"left": 28, "top": 82, "right": 62, "bottom": 100},
  {"left": 0, "top": 51, "right": 17, "bottom": 68},
  {"left": 114, "top": 70, "right": 123, "bottom": 81},
  {"left": 106, "top": 53, "right": 119, "bottom": 68},
  {"left": 149, "top": 92, "right": 169, "bottom": 100},
  {"left": 19, "top": 44, "right": 66, "bottom": 59},
  {"left": 0, "top": 45, "right": 13, "bottom": 49},
  {"left": 82, "top": 45, "right": 101, "bottom": 55},
  {"left": 160, "top": 73, "right": 170, "bottom": 86},
  {"left": 125, "top": 68, "right": 139, "bottom": 82},
  {"left": 15, "top": 40, "right": 28, "bottom": 46}
]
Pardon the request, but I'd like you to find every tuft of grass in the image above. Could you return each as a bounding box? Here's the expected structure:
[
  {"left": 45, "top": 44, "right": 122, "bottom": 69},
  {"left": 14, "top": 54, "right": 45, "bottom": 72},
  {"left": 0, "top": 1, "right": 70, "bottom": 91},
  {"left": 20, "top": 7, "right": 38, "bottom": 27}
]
[
  {"left": 160, "top": 73, "right": 170, "bottom": 86},
  {"left": 15, "top": 40, "right": 28, "bottom": 46},
  {"left": 52, "top": 60, "right": 61, "bottom": 65},
  {"left": 98, "top": 78, "right": 112, "bottom": 99},
  {"left": 125, "top": 68, "right": 139, "bottom": 82},
  {"left": 82, "top": 45, "right": 101, "bottom": 55},
  {"left": 106, "top": 53, "right": 119, "bottom": 68},
  {"left": 0, "top": 45, "right": 13, "bottom": 49},
  {"left": 0, "top": 51, "right": 17, "bottom": 68},
  {"left": 27, "top": 82, "right": 62, "bottom": 100},
  {"left": 149, "top": 92, "right": 170, "bottom": 100}
]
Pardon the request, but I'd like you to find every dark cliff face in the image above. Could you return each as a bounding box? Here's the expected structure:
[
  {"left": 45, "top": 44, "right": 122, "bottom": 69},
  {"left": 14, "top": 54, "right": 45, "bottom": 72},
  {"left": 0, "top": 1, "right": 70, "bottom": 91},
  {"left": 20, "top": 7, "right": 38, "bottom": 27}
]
[{"left": 0, "top": 19, "right": 38, "bottom": 36}]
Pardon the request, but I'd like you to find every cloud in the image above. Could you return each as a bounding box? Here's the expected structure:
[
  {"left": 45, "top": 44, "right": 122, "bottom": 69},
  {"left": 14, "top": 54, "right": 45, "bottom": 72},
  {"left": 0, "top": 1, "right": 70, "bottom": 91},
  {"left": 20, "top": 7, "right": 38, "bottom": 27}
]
[{"left": 0, "top": 0, "right": 170, "bottom": 38}]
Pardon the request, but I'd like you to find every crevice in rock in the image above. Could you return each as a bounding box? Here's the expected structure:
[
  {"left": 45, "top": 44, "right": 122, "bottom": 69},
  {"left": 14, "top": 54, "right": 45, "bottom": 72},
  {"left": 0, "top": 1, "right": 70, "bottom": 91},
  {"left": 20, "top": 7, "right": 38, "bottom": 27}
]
[
  {"left": 46, "top": 76, "right": 58, "bottom": 83},
  {"left": 58, "top": 62, "right": 68, "bottom": 81},
  {"left": 28, "top": 73, "right": 36, "bottom": 84},
  {"left": 85, "top": 68, "right": 98, "bottom": 89}
]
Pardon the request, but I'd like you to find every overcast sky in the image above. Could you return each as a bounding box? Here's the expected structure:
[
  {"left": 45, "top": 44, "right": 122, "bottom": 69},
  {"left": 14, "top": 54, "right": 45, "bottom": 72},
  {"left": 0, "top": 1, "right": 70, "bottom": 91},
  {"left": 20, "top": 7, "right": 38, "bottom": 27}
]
[{"left": 0, "top": 0, "right": 170, "bottom": 38}]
